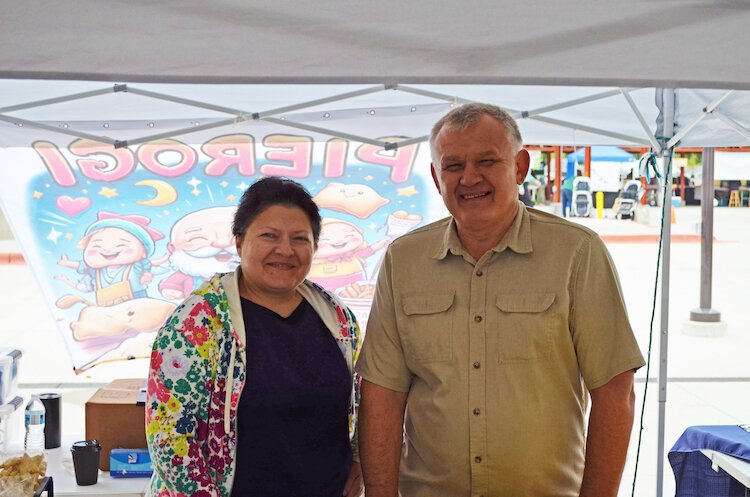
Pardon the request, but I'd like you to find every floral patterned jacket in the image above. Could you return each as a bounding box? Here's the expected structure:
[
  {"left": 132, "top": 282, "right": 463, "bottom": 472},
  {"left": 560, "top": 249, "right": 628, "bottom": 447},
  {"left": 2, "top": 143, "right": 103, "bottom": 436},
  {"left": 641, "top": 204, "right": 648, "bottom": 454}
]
[{"left": 146, "top": 268, "right": 362, "bottom": 497}]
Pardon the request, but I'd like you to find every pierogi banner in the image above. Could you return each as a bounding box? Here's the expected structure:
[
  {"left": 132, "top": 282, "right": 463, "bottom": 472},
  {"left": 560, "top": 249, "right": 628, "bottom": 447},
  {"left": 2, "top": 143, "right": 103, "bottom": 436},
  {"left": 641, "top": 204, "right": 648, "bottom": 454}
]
[{"left": 0, "top": 130, "right": 442, "bottom": 371}]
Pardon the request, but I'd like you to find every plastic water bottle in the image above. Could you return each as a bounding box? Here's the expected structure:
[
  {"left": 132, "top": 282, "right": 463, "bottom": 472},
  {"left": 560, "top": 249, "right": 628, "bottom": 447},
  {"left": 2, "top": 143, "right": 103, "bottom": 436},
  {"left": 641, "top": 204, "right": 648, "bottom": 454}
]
[{"left": 24, "top": 394, "right": 45, "bottom": 453}]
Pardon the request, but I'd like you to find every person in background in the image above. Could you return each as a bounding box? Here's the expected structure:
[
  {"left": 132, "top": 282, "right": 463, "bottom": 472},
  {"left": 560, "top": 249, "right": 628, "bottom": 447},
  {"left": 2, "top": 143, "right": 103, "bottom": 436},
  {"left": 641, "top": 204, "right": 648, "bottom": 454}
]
[
  {"left": 518, "top": 169, "right": 536, "bottom": 207},
  {"left": 146, "top": 177, "right": 363, "bottom": 497},
  {"left": 561, "top": 174, "right": 575, "bottom": 217},
  {"left": 355, "top": 103, "right": 645, "bottom": 497}
]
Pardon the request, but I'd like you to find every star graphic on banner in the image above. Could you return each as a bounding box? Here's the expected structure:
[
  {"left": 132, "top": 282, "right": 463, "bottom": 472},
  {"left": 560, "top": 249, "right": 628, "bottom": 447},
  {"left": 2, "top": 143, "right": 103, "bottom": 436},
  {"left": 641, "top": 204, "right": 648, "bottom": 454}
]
[
  {"left": 226, "top": 194, "right": 237, "bottom": 202},
  {"left": 219, "top": 181, "right": 229, "bottom": 188},
  {"left": 396, "top": 185, "right": 419, "bottom": 197},
  {"left": 163, "top": 210, "right": 170, "bottom": 216},
  {"left": 46, "top": 227, "right": 63, "bottom": 244},
  {"left": 187, "top": 177, "right": 203, "bottom": 189},
  {"left": 368, "top": 223, "right": 378, "bottom": 230},
  {"left": 64, "top": 233, "right": 74, "bottom": 240},
  {"left": 82, "top": 189, "right": 88, "bottom": 194},
  {"left": 236, "top": 181, "right": 249, "bottom": 191},
  {"left": 191, "top": 189, "right": 201, "bottom": 197},
  {"left": 32, "top": 191, "right": 43, "bottom": 199},
  {"left": 99, "top": 187, "right": 118, "bottom": 198},
  {"left": 364, "top": 175, "right": 374, "bottom": 181}
]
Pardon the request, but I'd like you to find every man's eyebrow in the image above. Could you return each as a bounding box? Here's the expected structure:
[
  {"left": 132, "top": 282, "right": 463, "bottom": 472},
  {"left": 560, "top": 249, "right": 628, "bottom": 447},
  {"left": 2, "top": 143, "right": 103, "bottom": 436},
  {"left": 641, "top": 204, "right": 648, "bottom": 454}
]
[{"left": 440, "top": 155, "right": 461, "bottom": 162}]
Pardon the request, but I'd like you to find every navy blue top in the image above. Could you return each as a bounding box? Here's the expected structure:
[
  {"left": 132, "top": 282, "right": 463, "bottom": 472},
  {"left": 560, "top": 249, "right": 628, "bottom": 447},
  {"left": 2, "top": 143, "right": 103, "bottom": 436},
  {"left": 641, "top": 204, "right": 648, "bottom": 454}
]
[{"left": 231, "top": 297, "right": 352, "bottom": 497}]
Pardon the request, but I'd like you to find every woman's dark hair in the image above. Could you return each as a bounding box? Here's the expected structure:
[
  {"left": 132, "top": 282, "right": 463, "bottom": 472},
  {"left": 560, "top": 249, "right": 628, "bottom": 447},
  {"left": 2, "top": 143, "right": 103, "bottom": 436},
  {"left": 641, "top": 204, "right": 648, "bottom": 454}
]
[{"left": 232, "top": 177, "right": 322, "bottom": 246}]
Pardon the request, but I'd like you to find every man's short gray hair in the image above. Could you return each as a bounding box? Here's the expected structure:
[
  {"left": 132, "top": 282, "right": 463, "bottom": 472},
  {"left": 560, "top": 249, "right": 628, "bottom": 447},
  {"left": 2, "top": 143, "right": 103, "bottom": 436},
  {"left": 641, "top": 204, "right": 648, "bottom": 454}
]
[{"left": 429, "top": 103, "right": 523, "bottom": 154}]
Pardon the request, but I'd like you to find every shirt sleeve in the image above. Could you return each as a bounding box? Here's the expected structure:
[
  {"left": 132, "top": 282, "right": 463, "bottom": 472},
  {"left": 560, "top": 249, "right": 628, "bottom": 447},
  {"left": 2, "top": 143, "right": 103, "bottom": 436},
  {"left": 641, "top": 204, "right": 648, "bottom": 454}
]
[
  {"left": 570, "top": 234, "right": 646, "bottom": 390},
  {"left": 146, "top": 296, "right": 222, "bottom": 497},
  {"left": 354, "top": 248, "right": 413, "bottom": 392}
]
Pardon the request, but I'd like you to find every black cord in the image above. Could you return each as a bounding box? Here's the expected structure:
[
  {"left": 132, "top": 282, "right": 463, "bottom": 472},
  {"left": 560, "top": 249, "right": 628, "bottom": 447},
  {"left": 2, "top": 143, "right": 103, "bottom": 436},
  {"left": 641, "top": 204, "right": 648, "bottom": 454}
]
[{"left": 630, "top": 149, "right": 673, "bottom": 496}]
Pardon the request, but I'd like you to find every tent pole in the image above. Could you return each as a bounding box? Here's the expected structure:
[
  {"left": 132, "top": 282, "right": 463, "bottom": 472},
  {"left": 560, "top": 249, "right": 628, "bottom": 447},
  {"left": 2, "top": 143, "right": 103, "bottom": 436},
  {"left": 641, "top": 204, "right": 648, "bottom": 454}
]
[
  {"left": 656, "top": 88, "right": 675, "bottom": 497},
  {"left": 689, "top": 148, "right": 720, "bottom": 321}
]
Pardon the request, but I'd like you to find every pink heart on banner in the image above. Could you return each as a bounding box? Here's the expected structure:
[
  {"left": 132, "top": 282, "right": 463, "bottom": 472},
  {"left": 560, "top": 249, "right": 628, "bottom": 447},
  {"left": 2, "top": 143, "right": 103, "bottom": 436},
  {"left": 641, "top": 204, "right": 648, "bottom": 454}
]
[{"left": 56, "top": 195, "right": 92, "bottom": 216}]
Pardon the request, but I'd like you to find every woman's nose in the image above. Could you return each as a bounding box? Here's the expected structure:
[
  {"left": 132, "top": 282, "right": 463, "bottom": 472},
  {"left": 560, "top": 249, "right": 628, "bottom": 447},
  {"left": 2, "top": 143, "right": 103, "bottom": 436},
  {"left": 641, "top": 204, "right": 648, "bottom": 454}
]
[{"left": 274, "top": 237, "right": 294, "bottom": 255}]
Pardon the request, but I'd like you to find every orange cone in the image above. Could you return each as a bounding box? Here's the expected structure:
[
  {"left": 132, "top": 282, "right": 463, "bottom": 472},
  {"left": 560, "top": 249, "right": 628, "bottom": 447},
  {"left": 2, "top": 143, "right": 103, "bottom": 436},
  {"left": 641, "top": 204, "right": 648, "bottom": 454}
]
[{"left": 671, "top": 205, "right": 677, "bottom": 224}]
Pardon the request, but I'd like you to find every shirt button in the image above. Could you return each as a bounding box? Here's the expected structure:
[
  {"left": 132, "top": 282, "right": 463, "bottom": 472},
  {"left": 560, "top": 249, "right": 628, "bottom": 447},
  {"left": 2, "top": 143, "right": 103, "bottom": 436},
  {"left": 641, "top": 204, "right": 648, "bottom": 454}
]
[
  {"left": 474, "top": 315, "right": 483, "bottom": 323},
  {"left": 476, "top": 270, "right": 483, "bottom": 277},
  {"left": 473, "top": 408, "right": 481, "bottom": 416},
  {"left": 475, "top": 456, "right": 482, "bottom": 463},
  {"left": 473, "top": 361, "right": 481, "bottom": 369}
]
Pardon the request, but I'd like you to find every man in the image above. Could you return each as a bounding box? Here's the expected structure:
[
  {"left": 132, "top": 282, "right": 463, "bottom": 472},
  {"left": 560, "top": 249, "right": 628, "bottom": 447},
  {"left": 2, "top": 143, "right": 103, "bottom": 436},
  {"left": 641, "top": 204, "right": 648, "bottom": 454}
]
[
  {"left": 156, "top": 206, "right": 239, "bottom": 300},
  {"left": 355, "top": 103, "right": 645, "bottom": 497}
]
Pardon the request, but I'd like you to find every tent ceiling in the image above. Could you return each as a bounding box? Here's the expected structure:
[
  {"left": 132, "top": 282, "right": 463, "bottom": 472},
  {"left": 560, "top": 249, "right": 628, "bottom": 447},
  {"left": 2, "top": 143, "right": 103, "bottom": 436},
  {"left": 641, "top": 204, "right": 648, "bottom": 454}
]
[
  {"left": 2, "top": 0, "right": 750, "bottom": 89},
  {"left": 1, "top": 2, "right": 750, "bottom": 149}
]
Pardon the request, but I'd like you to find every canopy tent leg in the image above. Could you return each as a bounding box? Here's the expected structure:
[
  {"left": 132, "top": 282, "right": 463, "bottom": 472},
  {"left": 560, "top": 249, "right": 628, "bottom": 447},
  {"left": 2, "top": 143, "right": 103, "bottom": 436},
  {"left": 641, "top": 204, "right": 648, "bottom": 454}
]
[{"left": 655, "top": 88, "right": 675, "bottom": 497}]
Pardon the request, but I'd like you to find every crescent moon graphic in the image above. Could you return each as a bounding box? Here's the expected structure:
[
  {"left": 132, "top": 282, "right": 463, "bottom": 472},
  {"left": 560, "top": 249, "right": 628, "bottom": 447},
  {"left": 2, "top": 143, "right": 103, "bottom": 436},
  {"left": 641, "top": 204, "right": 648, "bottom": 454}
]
[{"left": 135, "top": 179, "right": 178, "bottom": 207}]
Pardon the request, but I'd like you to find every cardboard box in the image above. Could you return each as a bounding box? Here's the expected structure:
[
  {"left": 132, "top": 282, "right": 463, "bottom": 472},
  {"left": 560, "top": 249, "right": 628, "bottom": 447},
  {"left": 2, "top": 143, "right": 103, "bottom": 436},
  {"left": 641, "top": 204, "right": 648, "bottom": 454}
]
[{"left": 85, "top": 379, "right": 147, "bottom": 471}]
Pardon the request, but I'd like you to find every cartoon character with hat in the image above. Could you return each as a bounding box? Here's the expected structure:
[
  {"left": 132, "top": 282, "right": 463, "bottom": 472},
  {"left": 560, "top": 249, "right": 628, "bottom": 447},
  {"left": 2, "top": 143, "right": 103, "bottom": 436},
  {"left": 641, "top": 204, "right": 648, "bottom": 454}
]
[{"left": 58, "top": 211, "right": 164, "bottom": 307}]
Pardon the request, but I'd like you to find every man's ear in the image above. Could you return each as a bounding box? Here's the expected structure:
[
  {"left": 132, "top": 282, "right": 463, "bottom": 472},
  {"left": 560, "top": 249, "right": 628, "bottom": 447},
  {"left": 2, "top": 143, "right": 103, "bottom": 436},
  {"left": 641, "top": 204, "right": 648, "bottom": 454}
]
[
  {"left": 431, "top": 164, "right": 442, "bottom": 193},
  {"left": 515, "top": 149, "right": 531, "bottom": 185}
]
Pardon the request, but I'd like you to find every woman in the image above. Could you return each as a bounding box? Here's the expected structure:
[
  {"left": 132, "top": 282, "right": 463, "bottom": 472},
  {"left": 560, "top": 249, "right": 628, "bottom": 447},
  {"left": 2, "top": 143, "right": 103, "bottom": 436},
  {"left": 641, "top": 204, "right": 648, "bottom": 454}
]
[{"left": 146, "top": 177, "right": 363, "bottom": 497}]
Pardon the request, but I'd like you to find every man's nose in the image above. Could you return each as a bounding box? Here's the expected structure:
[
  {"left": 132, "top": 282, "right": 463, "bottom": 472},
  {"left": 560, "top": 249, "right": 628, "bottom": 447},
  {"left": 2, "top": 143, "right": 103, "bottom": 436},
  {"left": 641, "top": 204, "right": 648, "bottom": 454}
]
[{"left": 460, "top": 163, "right": 483, "bottom": 186}]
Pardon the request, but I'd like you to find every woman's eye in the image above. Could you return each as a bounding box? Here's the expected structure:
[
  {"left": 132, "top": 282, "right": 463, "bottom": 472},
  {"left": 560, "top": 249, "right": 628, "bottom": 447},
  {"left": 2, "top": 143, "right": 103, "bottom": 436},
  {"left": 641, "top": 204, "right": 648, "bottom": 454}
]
[{"left": 260, "top": 233, "right": 276, "bottom": 239}]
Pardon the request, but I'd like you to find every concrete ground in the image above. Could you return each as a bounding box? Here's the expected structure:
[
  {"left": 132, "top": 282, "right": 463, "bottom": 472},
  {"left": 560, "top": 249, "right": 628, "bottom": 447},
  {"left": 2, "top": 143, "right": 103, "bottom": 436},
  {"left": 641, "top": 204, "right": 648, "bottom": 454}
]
[{"left": 1, "top": 203, "right": 749, "bottom": 496}]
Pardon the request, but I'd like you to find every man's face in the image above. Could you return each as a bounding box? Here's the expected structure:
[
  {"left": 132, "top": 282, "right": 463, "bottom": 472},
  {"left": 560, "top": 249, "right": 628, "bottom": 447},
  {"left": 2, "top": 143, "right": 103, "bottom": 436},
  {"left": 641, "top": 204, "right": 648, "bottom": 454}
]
[{"left": 431, "top": 114, "right": 529, "bottom": 236}]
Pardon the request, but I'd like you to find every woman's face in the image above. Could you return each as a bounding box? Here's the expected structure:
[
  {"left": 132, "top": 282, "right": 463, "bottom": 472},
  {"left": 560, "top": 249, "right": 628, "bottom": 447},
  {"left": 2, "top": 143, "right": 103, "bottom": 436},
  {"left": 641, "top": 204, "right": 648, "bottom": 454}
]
[{"left": 235, "top": 204, "right": 315, "bottom": 299}]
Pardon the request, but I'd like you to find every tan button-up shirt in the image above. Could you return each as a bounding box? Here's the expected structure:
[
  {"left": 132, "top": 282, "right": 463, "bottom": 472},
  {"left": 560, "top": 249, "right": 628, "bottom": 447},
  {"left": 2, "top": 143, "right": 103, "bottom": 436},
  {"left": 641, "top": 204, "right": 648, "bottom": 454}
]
[{"left": 356, "top": 203, "right": 645, "bottom": 497}]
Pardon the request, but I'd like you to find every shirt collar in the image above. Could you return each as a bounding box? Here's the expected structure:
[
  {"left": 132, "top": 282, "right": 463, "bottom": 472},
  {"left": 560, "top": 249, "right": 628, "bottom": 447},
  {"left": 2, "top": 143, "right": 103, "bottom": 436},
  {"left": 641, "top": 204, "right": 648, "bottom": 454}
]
[{"left": 433, "top": 201, "right": 533, "bottom": 260}]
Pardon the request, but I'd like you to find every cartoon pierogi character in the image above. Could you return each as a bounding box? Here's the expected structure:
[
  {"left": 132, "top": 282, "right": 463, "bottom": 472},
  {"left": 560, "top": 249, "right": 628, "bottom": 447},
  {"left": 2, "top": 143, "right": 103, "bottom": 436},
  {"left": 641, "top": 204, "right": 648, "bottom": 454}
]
[
  {"left": 58, "top": 212, "right": 164, "bottom": 306},
  {"left": 308, "top": 218, "right": 390, "bottom": 290}
]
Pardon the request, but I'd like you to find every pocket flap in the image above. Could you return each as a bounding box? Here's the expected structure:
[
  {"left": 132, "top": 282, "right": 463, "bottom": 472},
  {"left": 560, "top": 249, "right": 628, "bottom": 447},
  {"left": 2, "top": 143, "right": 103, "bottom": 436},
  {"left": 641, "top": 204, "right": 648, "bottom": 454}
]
[
  {"left": 496, "top": 292, "right": 555, "bottom": 313},
  {"left": 403, "top": 292, "right": 455, "bottom": 315}
]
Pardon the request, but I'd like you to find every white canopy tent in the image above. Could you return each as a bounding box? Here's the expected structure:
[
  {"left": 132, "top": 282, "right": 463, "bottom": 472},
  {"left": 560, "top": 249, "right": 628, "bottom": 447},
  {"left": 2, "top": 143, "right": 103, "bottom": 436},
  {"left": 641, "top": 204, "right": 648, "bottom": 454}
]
[{"left": 2, "top": 2, "right": 750, "bottom": 496}]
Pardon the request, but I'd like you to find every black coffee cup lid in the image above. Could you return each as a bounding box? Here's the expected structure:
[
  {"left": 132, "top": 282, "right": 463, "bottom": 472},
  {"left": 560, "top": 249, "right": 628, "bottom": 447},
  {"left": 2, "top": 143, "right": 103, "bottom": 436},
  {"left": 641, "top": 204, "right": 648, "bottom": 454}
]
[{"left": 71, "top": 440, "right": 101, "bottom": 451}]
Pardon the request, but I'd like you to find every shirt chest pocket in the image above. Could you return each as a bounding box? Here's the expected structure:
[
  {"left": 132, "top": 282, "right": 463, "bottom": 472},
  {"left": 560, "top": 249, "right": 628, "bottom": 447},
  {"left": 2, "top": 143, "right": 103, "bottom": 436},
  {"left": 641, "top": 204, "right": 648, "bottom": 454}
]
[
  {"left": 400, "top": 292, "right": 455, "bottom": 362},
  {"left": 493, "top": 292, "right": 556, "bottom": 363}
]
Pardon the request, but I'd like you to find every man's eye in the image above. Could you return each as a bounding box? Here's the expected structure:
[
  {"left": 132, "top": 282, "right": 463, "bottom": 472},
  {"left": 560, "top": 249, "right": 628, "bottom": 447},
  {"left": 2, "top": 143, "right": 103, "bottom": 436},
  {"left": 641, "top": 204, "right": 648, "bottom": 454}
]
[
  {"left": 260, "top": 233, "right": 277, "bottom": 239},
  {"left": 444, "top": 164, "right": 461, "bottom": 171},
  {"left": 480, "top": 159, "right": 495, "bottom": 166}
]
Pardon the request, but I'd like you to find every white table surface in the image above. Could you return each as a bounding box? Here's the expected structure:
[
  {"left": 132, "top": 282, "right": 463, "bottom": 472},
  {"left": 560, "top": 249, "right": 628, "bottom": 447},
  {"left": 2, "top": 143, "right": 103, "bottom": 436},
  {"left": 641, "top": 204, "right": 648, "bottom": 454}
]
[
  {"left": 41, "top": 436, "right": 149, "bottom": 497},
  {"left": 701, "top": 449, "right": 750, "bottom": 490}
]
